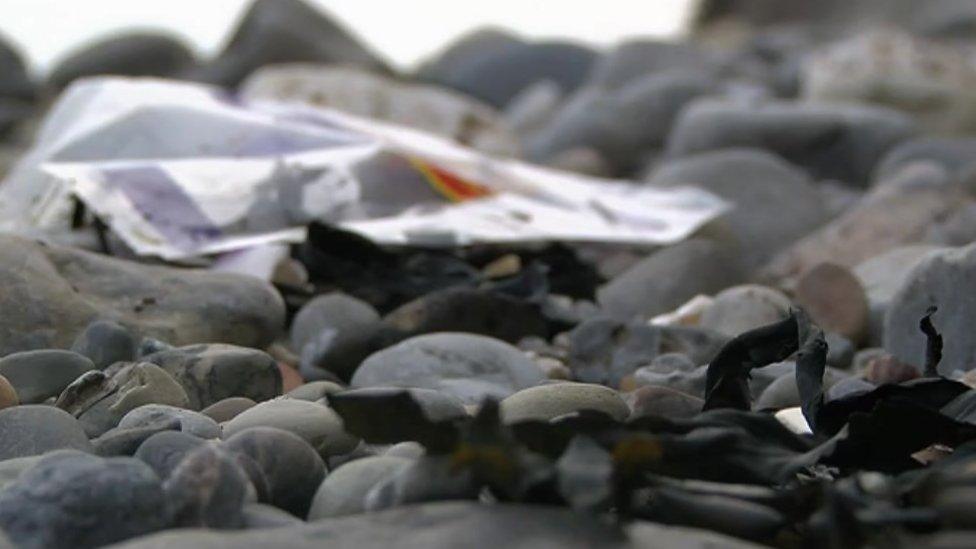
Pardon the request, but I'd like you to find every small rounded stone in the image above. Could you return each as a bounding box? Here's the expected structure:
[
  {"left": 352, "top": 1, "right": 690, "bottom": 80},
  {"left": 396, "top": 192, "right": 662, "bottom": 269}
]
[
  {"left": 70, "top": 319, "right": 139, "bottom": 369},
  {"left": 135, "top": 431, "right": 207, "bottom": 480},
  {"left": 699, "top": 285, "right": 793, "bottom": 337},
  {"left": 222, "top": 427, "right": 327, "bottom": 519}
]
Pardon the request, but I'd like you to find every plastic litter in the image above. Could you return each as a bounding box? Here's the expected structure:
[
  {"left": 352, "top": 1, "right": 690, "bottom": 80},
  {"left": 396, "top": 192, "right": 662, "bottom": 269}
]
[{"left": 0, "top": 77, "right": 728, "bottom": 260}]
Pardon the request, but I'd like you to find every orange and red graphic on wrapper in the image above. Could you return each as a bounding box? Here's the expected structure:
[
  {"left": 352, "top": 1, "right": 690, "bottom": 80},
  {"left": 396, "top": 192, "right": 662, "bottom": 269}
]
[{"left": 408, "top": 157, "right": 494, "bottom": 203}]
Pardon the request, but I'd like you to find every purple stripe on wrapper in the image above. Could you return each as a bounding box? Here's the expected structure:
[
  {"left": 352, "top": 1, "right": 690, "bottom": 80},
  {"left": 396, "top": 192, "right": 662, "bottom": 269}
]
[{"left": 101, "top": 166, "right": 222, "bottom": 252}]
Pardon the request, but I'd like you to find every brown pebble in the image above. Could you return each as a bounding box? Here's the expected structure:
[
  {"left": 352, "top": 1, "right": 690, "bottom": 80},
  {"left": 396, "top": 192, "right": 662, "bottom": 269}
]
[
  {"left": 0, "top": 375, "right": 18, "bottom": 409},
  {"left": 864, "top": 354, "right": 919, "bottom": 385},
  {"left": 794, "top": 262, "right": 869, "bottom": 343},
  {"left": 277, "top": 362, "right": 304, "bottom": 393}
]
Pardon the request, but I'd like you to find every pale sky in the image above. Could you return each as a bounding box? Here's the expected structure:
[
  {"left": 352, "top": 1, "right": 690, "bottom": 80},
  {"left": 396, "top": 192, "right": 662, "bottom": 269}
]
[{"left": 0, "top": 0, "right": 694, "bottom": 77}]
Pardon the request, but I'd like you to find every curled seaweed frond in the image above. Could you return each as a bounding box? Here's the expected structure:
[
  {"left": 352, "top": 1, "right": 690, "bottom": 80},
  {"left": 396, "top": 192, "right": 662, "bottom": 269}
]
[
  {"left": 919, "top": 306, "right": 943, "bottom": 378},
  {"left": 796, "top": 326, "right": 828, "bottom": 435},
  {"left": 702, "top": 312, "right": 800, "bottom": 411}
]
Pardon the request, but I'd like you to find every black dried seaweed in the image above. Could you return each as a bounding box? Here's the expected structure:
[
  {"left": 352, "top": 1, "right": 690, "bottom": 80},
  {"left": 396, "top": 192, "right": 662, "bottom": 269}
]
[
  {"left": 817, "top": 400, "right": 976, "bottom": 473},
  {"left": 920, "top": 306, "right": 943, "bottom": 378},
  {"left": 814, "top": 378, "right": 970, "bottom": 438},
  {"left": 327, "top": 388, "right": 460, "bottom": 453},
  {"left": 299, "top": 222, "right": 480, "bottom": 312},
  {"left": 629, "top": 485, "right": 787, "bottom": 543},
  {"left": 702, "top": 313, "right": 800, "bottom": 411},
  {"left": 326, "top": 339, "right": 976, "bottom": 547},
  {"left": 796, "top": 326, "right": 828, "bottom": 433}
]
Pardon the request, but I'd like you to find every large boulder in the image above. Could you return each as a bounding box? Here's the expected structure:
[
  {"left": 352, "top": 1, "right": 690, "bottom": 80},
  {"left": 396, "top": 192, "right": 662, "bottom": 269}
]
[
  {"left": 0, "top": 350, "right": 95, "bottom": 404},
  {"left": 0, "top": 235, "right": 285, "bottom": 356},
  {"left": 854, "top": 245, "right": 945, "bottom": 346},
  {"left": 884, "top": 243, "right": 976, "bottom": 374}
]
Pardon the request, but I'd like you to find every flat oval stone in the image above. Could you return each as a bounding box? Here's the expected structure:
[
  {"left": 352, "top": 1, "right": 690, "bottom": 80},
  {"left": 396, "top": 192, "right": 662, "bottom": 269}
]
[
  {"left": 351, "top": 333, "right": 544, "bottom": 405},
  {"left": 0, "top": 350, "right": 95, "bottom": 404},
  {"left": 201, "top": 397, "right": 257, "bottom": 423},
  {"left": 119, "top": 404, "right": 220, "bottom": 439},
  {"left": 500, "top": 382, "right": 630, "bottom": 423}
]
